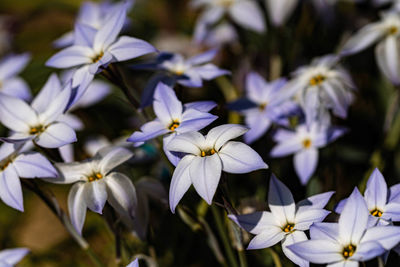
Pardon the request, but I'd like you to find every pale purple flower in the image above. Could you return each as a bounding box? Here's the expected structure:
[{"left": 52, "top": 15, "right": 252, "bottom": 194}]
[
  {"left": 166, "top": 124, "right": 268, "bottom": 212},
  {"left": 228, "top": 72, "right": 296, "bottom": 144},
  {"left": 229, "top": 175, "right": 333, "bottom": 267},
  {"left": 0, "top": 247, "right": 29, "bottom": 266},
  {"left": 335, "top": 168, "right": 400, "bottom": 226},
  {"left": 0, "top": 53, "right": 31, "bottom": 101},
  {"left": 0, "top": 74, "right": 77, "bottom": 148},
  {"left": 265, "top": 0, "right": 298, "bottom": 26},
  {"left": 46, "top": 2, "right": 157, "bottom": 106},
  {"left": 282, "top": 55, "right": 355, "bottom": 122},
  {"left": 128, "top": 82, "right": 218, "bottom": 166},
  {"left": 270, "top": 120, "right": 346, "bottom": 184},
  {"left": 135, "top": 50, "right": 229, "bottom": 107},
  {"left": 341, "top": 12, "right": 400, "bottom": 85},
  {"left": 288, "top": 188, "right": 400, "bottom": 266},
  {"left": 50, "top": 147, "right": 137, "bottom": 234},
  {"left": 0, "top": 142, "right": 58, "bottom": 211},
  {"left": 192, "top": 0, "right": 266, "bottom": 44},
  {"left": 127, "top": 258, "right": 138, "bottom": 267},
  {"left": 54, "top": 0, "right": 135, "bottom": 48}
]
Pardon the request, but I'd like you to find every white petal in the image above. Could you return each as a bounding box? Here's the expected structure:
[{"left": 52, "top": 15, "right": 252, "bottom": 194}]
[
  {"left": 53, "top": 162, "right": 91, "bottom": 184},
  {"left": 294, "top": 207, "right": 330, "bottom": 230},
  {"left": 68, "top": 182, "right": 87, "bottom": 234},
  {"left": 375, "top": 36, "right": 400, "bottom": 84},
  {"left": 205, "top": 124, "right": 248, "bottom": 150},
  {"left": 361, "top": 225, "right": 400, "bottom": 250},
  {"left": 310, "top": 222, "right": 340, "bottom": 243},
  {"left": 268, "top": 175, "right": 296, "bottom": 225},
  {"left": 218, "top": 141, "right": 268, "bottom": 173},
  {"left": 35, "top": 122, "right": 77, "bottom": 148},
  {"left": 84, "top": 180, "right": 107, "bottom": 214},
  {"left": 265, "top": 0, "right": 298, "bottom": 26},
  {"left": 282, "top": 231, "right": 309, "bottom": 267},
  {"left": 247, "top": 227, "right": 285, "bottom": 250},
  {"left": 166, "top": 131, "right": 204, "bottom": 155},
  {"left": 287, "top": 240, "right": 343, "bottom": 264},
  {"left": 228, "top": 211, "right": 278, "bottom": 235},
  {"left": 364, "top": 168, "right": 387, "bottom": 212},
  {"left": 99, "top": 147, "right": 133, "bottom": 175},
  {"left": 169, "top": 155, "right": 195, "bottom": 213},
  {"left": 39, "top": 87, "right": 72, "bottom": 124},
  {"left": 153, "top": 82, "right": 183, "bottom": 125},
  {"left": 105, "top": 172, "right": 137, "bottom": 217},
  {"left": 31, "top": 73, "right": 62, "bottom": 113},
  {"left": 13, "top": 152, "right": 58, "bottom": 178},
  {"left": 293, "top": 148, "right": 318, "bottom": 185},
  {"left": 189, "top": 154, "right": 222, "bottom": 205},
  {"left": 0, "top": 165, "right": 24, "bottom": 211},
  {"left": 341, "top": 22, "right": 384, "bottom": 55},
  {"left": 229, "top": 1, "right": 266, "bottom": 32}
]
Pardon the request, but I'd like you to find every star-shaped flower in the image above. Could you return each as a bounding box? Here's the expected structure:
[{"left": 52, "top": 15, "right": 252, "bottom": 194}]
[
  {"left": 229, "top": 175, "right": 333, "bottom": 267},
  {"left": 288, "top": 188, "right": 400, "bottom": 266},
  {"left": 166, "top": 124, "right": 268, "bottom": 212},
  {"left": 50, "top": 147, "right": 137, "bottom": 234},
  {"left": 128, "top": 82, "right": 218, "bottom": 166}
]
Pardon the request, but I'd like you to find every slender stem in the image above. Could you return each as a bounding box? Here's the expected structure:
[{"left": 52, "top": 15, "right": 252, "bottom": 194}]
[
  {"left": 103, "top": 204, "right": 122, "bottom": 266},
  {"left": 267, "top": 248, "right": 282, "bottom": 267},
  {"left": 21, "top": 180, "right": 105, "bottom": 267},
  {"left": 211, "top": 205, "right": 239, "bottom": 267}
]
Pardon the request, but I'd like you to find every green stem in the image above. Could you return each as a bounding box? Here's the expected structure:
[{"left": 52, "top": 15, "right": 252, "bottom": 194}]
[
  {"left": 267, "top": 248, "right": 282, "bottom": 267},
  {"left": 211, "top": 205, "right": 239, "bottom": 267}
]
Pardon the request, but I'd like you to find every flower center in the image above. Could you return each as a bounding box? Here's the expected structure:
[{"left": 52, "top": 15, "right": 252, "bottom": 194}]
[
  {"left": 168, "top": 120, "right": 180, "bottom": 131},
  {"left": 370, "top": 209, "right": 383, "bottom": 217},
  {"left": 282, "top": 223, "right": 295, "bottom": 233},
  {"left": 302, "top": 138, "right": 312, "bottom": 149},
  {"left": 342, "top": 244, "right": 356, "bottom": 259},
  {"left": 309, "top": 74, "right": 326, "bottom": 86},
  {"left": 87, "top": 172, "right": 103, "bottom": 182},
  {"left": 259, "top": 103, "right": 267, "bottom": 111},
  {"left": 201, "top": 148, "right": 216, "bottom": 157},
  {"left": 218, "top": 0, "right": 234, "bottom": 7},
  {"left": 388, "top": 26, "right": 398, "bottom": 35},
  {"left": 29, "top": 125, "right": 46, "bottom": 135},
  {"left": 91, "top": 51, "right": 104, "bottom": 63}
]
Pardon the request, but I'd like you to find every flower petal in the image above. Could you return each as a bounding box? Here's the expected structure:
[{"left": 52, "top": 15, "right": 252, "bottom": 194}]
[
  {"left": 205, "top": 124, "right": 248, "bottom": 151},
  {"left": 341, "top": 22, "right": 384, "bottom": 56},
  {"left": 46, "top": 46, "right": 92, "bottom": 68},
  {"left": 282, "top": 231, "right": 309, "bottom": 267},
  {"left": 187, "top": 49, "right": 217, "bottom": 65},
  {"left": 1, "top": 78, "right": 31, "bottom": 101},
  {"left": 375, "top": 36, "right": 400, "bottom": 85},
  {"left": 153, "top": 82, "right": 183, "bottom": 125},
  {"left": 265, "top": 0, "right": 298, "bottom": 26},
  {"left": 294, "top": 207, "right": 330, "bottom": 230},
  {"left": 105, "top": 172, "right": 137, "bottom": 217},
  {"left": 362, "top": 225, "right": 400, "bottom": 250},
  {"left": 99, "top": 147, "right": 133, "bottom": 175},
  {"left": 350, "top": 240, "right": 385, "bottom": 262},
  {"left": 31, "top": 73, "right": 63, "bottom": 113},
  {"left": 294, "top": 148, "right": 318, "bottom": 185},
  {"left": 0, "top": 53, "right": 30, "bottom": 80},
  {"left": 35, "top": 122, "right": 77, "bottom": 148},
  {"left": 229, "top": 1, "right": 266, "bottom": 33},
  {"left": 247, "top": 226, "right": 285, "bottom": 250},
  {"left": 287, "top": 240, "right": 343, "bottom": 264},
  {"left": 39, "top": 87, "right": 72, "bottom": 124},
  {"left": 177, "top": 109, "right": 217, "bottom": 133},
  {"left": 108, "top": 36, "right": 157, "bottom": 62},
  {"left": 0, "top": 93, "right": 37, "bottom": 132},
  {"left": 268, "top": 175, "right": 296, "bottom": 225},
  {"left": 166, "top": 131, "right": 204, "bottom": 155},
  {"left": 243, "top": 110, "right": 271, "bottom": 144},
  {"left": 218, "top": 141, "right": 268, "bottom": 173},
  {"left": 127, "top": 120, "right": 169, "bottom": 146},
  {"left": 364, "top": 168, "right": 387, "bottom": 211},
  {"left": 0, "top": 248, "right": 29, "bottom": 265},
  {"left": 53, "top": 162, "right": 91, "bottom": 184},
  {"left": 189, "top": 154, "right": 222, "bottom": 205},
  {"left": 0, "top": 165, "right": 23, "bottom": 211},
  {"left": 190, "top": 64, "right": 230, "bottom": 80},
  {"left": 68, "top": 182, "right": 87, "bottom": 234},
  {"left": 169, "top": 155, "right": 195, "bottom": 213},
  {"left": 228, "top": 211, "right": 278, "bottom": 235},
  {"left": 13, "top": 152, "right": 57, "bottom": 178},
  {"left": 310, "top": 222, "right": 340, "bottom": 243},
  {"left": 84, "top": 180, "right": 107, "bottom": 214},
  {"left": 297, "top": 191, "right": 335, "bottom": 209}
]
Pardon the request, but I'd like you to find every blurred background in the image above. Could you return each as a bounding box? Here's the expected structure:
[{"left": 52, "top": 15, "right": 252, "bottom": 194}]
[{"left": 0, "top": 0, "right": 400, "bottom": 266}]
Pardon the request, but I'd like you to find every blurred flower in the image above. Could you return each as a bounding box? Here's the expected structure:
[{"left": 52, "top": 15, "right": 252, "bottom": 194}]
[
  {"left": 335, "top": 168, "right": 400, "bottom": 226},
  {"left": 270, "top": 120, "right": 346, "bottom": 184},
  {"left": 127, "top": 258, "right": 138, "bottom": 267},
  {"left": 288, "top": 188, "right": 400, "bottom": 266},
  {"left": 192, "top": 0, "right": 266, "bottom": 44},
  {"left": 54, "top": 0, "right": 135, "bottom": 48},
  {"left": 0, "top": 53, "right": 31, "bottom": 101},
  {"left": 46, "top": 2, "right": 156, "bottom": 106},
  {"left": 134, "top": 50, "right": 229, "bottom": 107},
  {"left": 166, "top": 124, "right": 268, "bottom": 212},
  {"left": 0, "top": 247, "right": 29, "bottom": 266},
  {"left": 0, "top": 75, "right": 77, "bottom": 148},
  {"left": 50, "top": 147, "right": 136, "bottom": 234},
  {"left": 128, "top": 82, "right": 218, "bottom": 165},
  {"left": 229, "top": 175, "right": 333, "bottom": 267},
  {"left": 341, "top": 12, "right": 400, "bottom": 85},
  {"left": 283, "top": 55, "right": 355, "bottom": 123},
  {"left": 228, "top": 72, "right": 296, "bottom": 143},
  {"left": 0, "top": 142, "right": 58, "bottom": 211},
  {"left": 265, "top": 0, "right": 298, "bottom": 26}
]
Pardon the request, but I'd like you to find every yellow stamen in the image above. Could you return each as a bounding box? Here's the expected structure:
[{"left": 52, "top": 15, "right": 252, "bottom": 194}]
[
  {"left": 388, "top": 26, "right": 398, "bottom": 35},
  {"left": 259, "top": 103, "right": 267, "bottom": 111},
  {"left": 168, "top": 120, "right": 180, "bottom": 131},
  {"left": 92, "top": 51, "right": 104, "bottom": 63},
  {"left": 309, "top": 74, "right": 326, "bottom": 86},
  {"left": 200, "top": 148, "right": 216, "bottom": 157},
  {"left": 282, "top": 223, "right": 295, "bottom": 233},
  {"left": 370, "top": 209, "right": 383, "bottom": 217},
  {"left": 342, "top": 244, "right": 356, "bottom": 259},
  {"left": 302, "top": 138, "right": 312, "bottom": 149},
  {"left": 29, "top": 125, "right": 45, "bottom": 135},
  {"left": 87, "top": 172, "right": 103, "bottom": 182}
]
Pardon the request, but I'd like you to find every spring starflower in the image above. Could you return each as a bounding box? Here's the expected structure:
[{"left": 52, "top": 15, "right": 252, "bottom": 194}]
[
  {"left": 0, "top": 142, "right": 58, "bottom": 211},
  {"left": 128, "top": 82, "right": 217, "bottom": 166},
  {"left": 230, "top": 175, "right": 332, "bottom": 267},
  {"left": 0, "top": 247, "right": 29, "bottom": 266},
  {"left": 335, "top": 168, "right": 400, "bottom": 226},
  {"left": 270, "top": 120, "right": 346, "bottom": 184},
  {"left": 46, "top": 2, "right": 156, "bottom": 106},
  {"left": 50, "top": 147, "right": 137, "bottom": 234},
  {"left": 288, "top": 188, "right": 400, "bottom": 266},
  {"left": 341, "top": 12, "right": 400, "bottom": 84},
  {"left": 0, "top": 75, "right": 76, "bottom": 148},
  {"left": 0, "top": 53, "right": 31, "bottom": 101},
  {"left": 166, "top": 124, "right": 268, "bottom": 212}
]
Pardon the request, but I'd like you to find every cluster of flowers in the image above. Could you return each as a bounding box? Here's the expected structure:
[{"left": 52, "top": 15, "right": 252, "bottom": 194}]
[{"left": 1, "top": 0, "right": 400, "bottom": 266}]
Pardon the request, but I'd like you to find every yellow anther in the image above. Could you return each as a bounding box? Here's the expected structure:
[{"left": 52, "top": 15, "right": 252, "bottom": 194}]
[
  {"left": 282, "top": 223, "right": 295, "bottom": 233},
  {"left": 370, "top": 209, "right": 383, "bottom": 217},
  {"left": 388, "top": 26, "right": 398, "bottom": 35},
  {"left": 309, "top": 74, "right": 326, "bottom": 86},
  {"left": 302, "top": 138, "right": 312, "bottom": 149},
  {"left": 88, "top": 176, "right": 95, "bottom": 182},
  {"left": 29, "top": 125, "right": 45, "bottom": 135},
  {"left": 201, "top": 151, "right": 206, "bottom": 157},
  {"left": 91, "top": 51, "right": 104, "bottom": 63},
  {"left": 259, "top": 103, "right": 267, "bottom": 111},
  {"left": 342, "top": 244, "right": 356, "bottom": 259},
  {"left": 87, "top": 172, "right": 103, "bottom": 182},
  {"left": 168, "top": 120, "right": 180, "bottom": 131},
  {"left": 95, "top": 173, "right": 103, "bottom": 179},
  {"left": 201, "top": 149, "right": 216, "bottom": 157}
]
